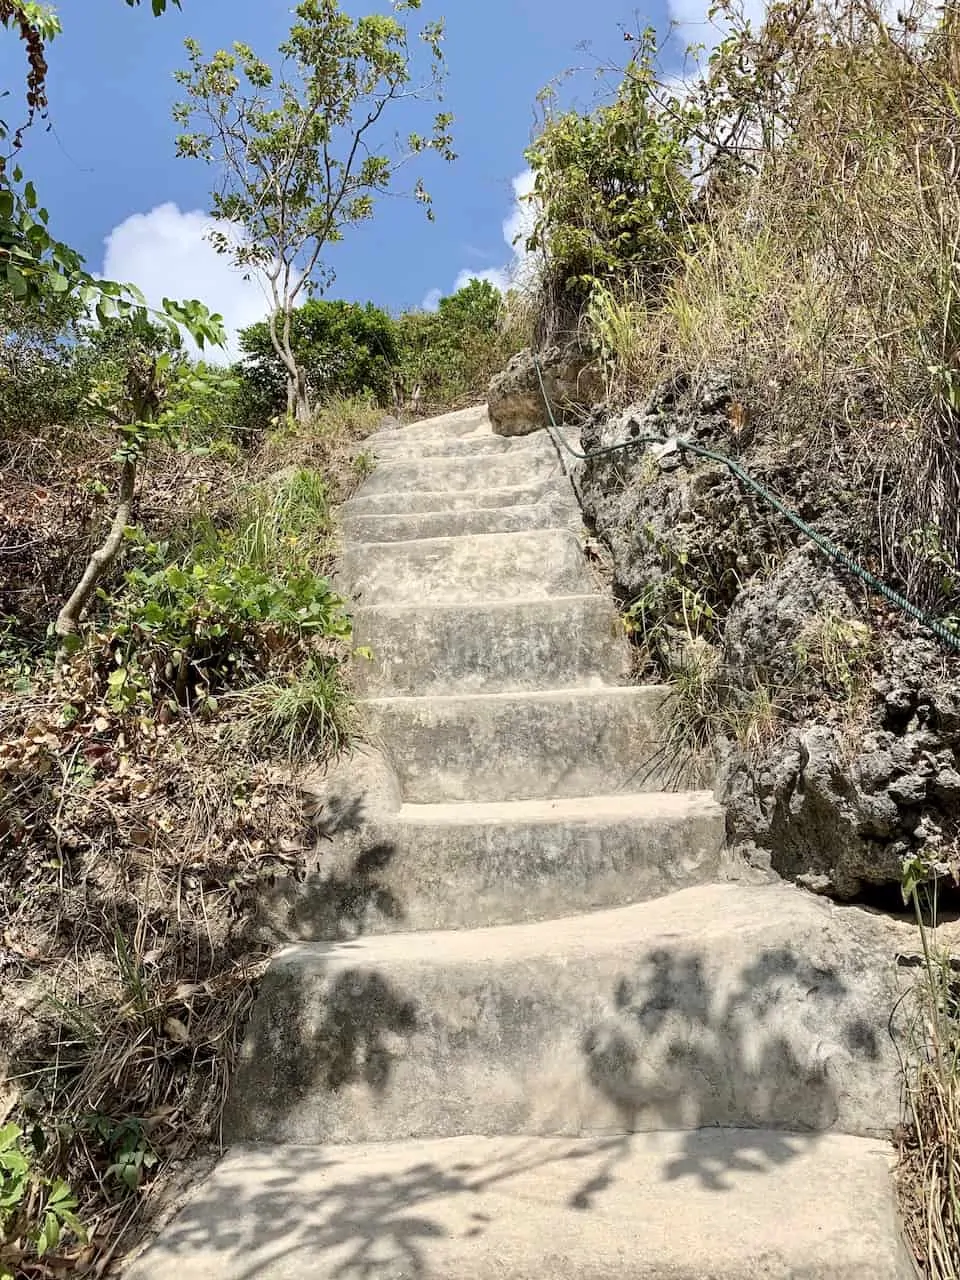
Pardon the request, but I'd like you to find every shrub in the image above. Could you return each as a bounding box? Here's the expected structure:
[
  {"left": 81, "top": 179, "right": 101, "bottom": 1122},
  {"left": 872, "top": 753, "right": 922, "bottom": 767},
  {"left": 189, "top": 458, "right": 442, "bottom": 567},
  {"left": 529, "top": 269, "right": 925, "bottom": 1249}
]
[
  {"left": 235, "top": 299, "right": 399, "bottom": 431},
  {"left": 525, "top": 31, "right": 692, "bottom": 343},
  {"left": 104, "top": 549, "right": 350, "bottom": 709},
  {"left": 0, "top": 288, "right": 90, "bottom": 443},
  {"left": 0, "top": 1124, "right": 86, "bottom": 1280},
  {"left": 395, "top": 278, "right": 522, "bottom": 412}
]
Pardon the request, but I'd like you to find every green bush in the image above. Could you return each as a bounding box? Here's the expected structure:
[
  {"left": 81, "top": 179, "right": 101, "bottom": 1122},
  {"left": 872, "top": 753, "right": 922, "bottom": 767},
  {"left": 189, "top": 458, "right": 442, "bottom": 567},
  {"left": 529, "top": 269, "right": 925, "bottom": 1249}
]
[
  {"left": 526, "top": 31, "right": 692, "bottom": 342},
  {"left": 0, "top": 1123, "right": 86, "bottom": 1280},
  {"left": 0, "top": 289, "right": 91, "bottom": 442},
  {"left": 103, "top": 547, "right": 350, "bottom": 709},
  {"left": 235, "top": 299, "right": 399, "bottom": 431},
  {"left": 395, "top": 278, "right": 519, "bottom": 411}
]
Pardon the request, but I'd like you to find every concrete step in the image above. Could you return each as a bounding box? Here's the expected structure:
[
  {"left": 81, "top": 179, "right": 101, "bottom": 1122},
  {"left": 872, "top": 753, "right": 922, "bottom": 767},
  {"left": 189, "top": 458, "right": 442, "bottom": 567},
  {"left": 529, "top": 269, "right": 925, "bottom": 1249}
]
[
  {"left": 353, "top": 595, "right": 627, "bottom": 696},
  {"left": 360, "top": 450, "right": 561, "bottom": 496},
  {"left": 343, "top": 477, "right": 571, "bottom": 517},
  {"left": 371, "top": 430, "right": 555, "bottom": 462},
  {"left": 368, "top": 404, "right": 489, "bottom": 444},
  {"left": 342, "top": 529, "right": 594, "bottom": 609},
  {"left": 225, "top": 882, "right": 904, "bottom": 1146},
  {"left": 263, "top": 791, "right": 725, "bottom": 939},
  {"left": 126, "top": 1131, "right": 914, "bottom": 1279},
  {"left": 362, "top": 685, "right": 697, "bottom": 802},
  {"left": 343, "top": 501, "right": 580, "bottom": 545}
]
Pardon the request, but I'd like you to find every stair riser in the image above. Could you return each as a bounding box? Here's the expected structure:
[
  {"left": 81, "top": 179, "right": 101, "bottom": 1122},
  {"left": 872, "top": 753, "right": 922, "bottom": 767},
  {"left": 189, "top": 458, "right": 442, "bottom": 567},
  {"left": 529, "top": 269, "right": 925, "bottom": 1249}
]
[
  {"left": 261, "top": 799, "right": 725, "bottom": 938},
  {"left": 343, "top": 502, "right": 579, "bottom": 545},
  {"left": 226, "top": 896, "right": 902, "bottom": 1146},
  {"left": 361, "top": 453, "right": 561, "bottom": 495},
  {"left": 353, "top": 596, "right": 627, "bottom": 696},
  {"left": 372, "top": 432, "right": 555, "bottom": 462},
  {"left": 363, "top": 688, "right": 705, "bottom": 803},
  {"left": 343, "top": 478, "right": 572, "bottom": 516},
  {"left": 342, "top": 530, "right": 594, "bottom": 608}
]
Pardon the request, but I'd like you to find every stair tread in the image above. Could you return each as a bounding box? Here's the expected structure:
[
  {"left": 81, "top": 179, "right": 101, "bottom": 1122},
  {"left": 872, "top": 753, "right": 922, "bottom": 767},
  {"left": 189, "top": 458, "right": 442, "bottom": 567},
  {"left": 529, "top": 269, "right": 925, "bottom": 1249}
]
[
  {"left": 363, "top": 683, "right": 670, "bottom": 707},
  {"left": 125, "top": 1131, "right": 912, "bottom": 1280},
  {"left": 353, "top": 591, "right": 609, "bottom": 616},
  {"left": 343, "top": 477, "right": 571, "bottom": 515},
  {"left": 275, "top": 881, "right": 850, "bottom": 967},
  {"left": 397, "top": 789, "right": 720, "bottom": 826}
]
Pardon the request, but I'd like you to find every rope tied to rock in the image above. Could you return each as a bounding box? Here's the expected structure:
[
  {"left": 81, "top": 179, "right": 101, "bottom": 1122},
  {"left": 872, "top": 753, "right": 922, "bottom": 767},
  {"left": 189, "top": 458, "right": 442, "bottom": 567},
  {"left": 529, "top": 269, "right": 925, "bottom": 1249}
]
[{"left": 532, "top": 354, "right": 960, "bottom": 654}]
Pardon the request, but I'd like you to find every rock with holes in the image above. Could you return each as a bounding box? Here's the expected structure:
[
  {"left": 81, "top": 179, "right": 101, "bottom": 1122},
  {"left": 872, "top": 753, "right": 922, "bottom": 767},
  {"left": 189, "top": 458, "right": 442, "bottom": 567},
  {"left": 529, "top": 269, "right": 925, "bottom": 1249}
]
[
  {"left": 487, "top": 345, "right": 603, "bottom": 436},
  {"left": 579, "top": 375, "right": 960, "bottom": 898}
]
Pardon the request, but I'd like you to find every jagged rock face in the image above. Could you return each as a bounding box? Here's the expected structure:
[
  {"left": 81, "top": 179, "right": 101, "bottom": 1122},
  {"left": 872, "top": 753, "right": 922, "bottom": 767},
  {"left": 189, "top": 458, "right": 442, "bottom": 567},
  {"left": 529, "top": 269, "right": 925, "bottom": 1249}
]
[
  {"left": 488, "top": 345, "right": 603, "bottom": 437},
  {"left": 577, "top": 380, "right": 960, "bottom": 900}
]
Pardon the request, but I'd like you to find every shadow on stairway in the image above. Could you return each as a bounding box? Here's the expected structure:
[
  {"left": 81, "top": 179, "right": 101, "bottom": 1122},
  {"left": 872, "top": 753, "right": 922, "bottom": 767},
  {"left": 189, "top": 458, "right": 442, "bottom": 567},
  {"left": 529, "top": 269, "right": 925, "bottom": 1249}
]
[
  {"left": 137, "top": 1123, "right": 844, "bottom": 1279},
  {"left": 580, "top": 943, "right": 883, "bottom": 1144}
]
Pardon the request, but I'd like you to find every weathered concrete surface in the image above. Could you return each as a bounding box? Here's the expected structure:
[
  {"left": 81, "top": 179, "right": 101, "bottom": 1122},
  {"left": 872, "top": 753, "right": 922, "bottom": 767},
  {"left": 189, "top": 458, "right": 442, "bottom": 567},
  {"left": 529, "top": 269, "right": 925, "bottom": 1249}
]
[
  {"left": 343, "top": 476, "right": 571, "bottom": 517},
  {"left": 352, "top": 596, "right": 628, "bottom": 695},
  {"left": 362, "top": 685, "right": 701, "bottom": 802},
  {"left": 359, "top": 450, "right": 561, "bottom": 496},
  {"left": 226, "top": 883, "right": 906, "bottom": 1146},
  {"left": 126, "top": 1132, "right": 915, "bottom": 1279},
  {"left": 342, "top": 500, "right": 580, "bottom": 544},
  {"left": 170, "top": 401, "right": 913, "bottom": 1276},
  {"left": 367, "top": 403, "right": 490, "bottom": 444},
  {"left": 262, "top": 790, "right": 725, "bottom": 938},
  {"left": 370, "top": 429, "right": 557, "bottom": 463},
  {"left": 341, "top": 529, "right": 595, "bottom": 608}
]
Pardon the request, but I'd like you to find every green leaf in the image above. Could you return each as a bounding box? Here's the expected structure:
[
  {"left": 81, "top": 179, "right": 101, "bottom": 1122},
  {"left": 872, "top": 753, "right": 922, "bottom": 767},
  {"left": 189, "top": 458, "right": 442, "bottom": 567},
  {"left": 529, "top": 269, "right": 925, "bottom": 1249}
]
[{"left": 6, "top": 266, "right": 28, "bottom": 299}]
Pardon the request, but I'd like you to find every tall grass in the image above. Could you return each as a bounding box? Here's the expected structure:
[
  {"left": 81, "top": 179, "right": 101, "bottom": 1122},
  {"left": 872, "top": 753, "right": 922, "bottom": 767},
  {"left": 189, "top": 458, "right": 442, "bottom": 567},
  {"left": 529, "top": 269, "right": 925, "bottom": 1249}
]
[
  {"left": 576, "top": 0, "right": 960, "bottom": 612},
  {"left": 235, "top": 466, "right": 331, "bottom": 575},
  {"left": 899, "top": 885, "right": 960, "bottom": 1279}
]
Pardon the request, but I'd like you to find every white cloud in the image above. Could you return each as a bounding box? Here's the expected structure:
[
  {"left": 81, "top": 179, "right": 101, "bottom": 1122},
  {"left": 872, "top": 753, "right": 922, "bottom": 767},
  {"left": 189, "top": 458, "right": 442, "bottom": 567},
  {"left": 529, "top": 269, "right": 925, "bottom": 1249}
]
[
  {"left": 422, "top": 168, "right": 540, "bottom": 307},
  {"left": 453, "top": 266, "right": 511, "bottom": 293},
  {"left": 666, "top": 0, "right": 768, "bottom": 33},
  {"left": 101, "top": 203, "right": 271, "bottom": 363}
]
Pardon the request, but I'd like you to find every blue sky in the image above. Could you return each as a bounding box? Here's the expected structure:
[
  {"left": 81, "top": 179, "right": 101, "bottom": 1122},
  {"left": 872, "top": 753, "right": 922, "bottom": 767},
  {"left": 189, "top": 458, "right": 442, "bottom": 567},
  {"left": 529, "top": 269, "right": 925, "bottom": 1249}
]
[{"left": 2, "top": 0, "right": 722, "bottom": 352}]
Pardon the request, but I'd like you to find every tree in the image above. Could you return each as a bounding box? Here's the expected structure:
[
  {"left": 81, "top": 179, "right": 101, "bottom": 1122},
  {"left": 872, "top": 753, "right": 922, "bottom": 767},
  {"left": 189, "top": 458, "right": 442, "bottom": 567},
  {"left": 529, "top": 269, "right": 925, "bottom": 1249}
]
[
  {"left": 54, "top": 303, "right": 226, "bottom": 641},
  {"left": 0, "top": 2, "right": 180, "bottom": 301},
  {"left": 526, "top": 32, "right": 692, "bottom": 341},
  {"left": 236, "top": 299, "right": 399, "bottom": 429},
  {"left": 173, "top": 0, "right": 455, "bottom": 422}
]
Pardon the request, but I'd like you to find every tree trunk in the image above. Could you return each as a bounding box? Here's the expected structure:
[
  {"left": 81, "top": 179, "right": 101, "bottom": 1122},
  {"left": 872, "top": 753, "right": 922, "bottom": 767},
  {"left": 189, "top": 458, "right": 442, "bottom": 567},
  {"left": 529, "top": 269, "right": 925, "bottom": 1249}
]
[
  {"left": 55, "top": 457, "right": 137, "bottom": 640},
  {"left": 270, "top": 305, "right": 312, "bottom": 424}
]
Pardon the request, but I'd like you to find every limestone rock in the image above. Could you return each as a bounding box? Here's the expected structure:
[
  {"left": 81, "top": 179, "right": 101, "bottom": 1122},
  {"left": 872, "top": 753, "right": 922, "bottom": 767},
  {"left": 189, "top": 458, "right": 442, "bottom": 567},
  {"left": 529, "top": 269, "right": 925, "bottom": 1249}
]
[
  {"left": 488, "top": 345, "right": 603, "bottom": 437},
  {"left": 576, "top": 376, "right": 960, "bottom": 899}
]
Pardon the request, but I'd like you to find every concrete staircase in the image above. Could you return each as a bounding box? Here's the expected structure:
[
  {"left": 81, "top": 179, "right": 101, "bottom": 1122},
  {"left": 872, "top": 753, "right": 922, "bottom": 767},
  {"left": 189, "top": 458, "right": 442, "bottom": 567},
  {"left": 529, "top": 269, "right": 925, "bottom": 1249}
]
[{"left": 129, "top": 406, "right": 916, "bottom": 1279}]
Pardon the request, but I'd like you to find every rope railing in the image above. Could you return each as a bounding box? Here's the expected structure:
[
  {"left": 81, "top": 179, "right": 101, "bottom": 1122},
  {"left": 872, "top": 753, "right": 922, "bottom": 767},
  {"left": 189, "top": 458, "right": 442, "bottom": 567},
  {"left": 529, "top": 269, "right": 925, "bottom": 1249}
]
[{"left": 532, "top": 355, "right": 960, "bottom": 653}]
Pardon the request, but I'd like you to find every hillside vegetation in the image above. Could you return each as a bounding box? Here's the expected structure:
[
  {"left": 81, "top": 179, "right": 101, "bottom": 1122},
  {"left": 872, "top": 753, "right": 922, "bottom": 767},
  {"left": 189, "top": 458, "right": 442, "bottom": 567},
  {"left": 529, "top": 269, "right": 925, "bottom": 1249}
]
[
  {"left": 518, "top": 1, "right": 960, "bottom": 1271},
  {"left": 0, "top": 275, "right": 523, "bottom": 1274},
  {"left": 0, "top": 2, "right": 529, "bottom": 1271}
]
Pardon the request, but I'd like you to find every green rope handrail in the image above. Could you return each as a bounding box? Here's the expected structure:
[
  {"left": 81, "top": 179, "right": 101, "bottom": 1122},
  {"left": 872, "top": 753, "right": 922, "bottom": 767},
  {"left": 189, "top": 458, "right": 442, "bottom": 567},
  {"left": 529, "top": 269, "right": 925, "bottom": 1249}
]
[{"left": 532, "top": 355, "right": 960, "bottom": 653}]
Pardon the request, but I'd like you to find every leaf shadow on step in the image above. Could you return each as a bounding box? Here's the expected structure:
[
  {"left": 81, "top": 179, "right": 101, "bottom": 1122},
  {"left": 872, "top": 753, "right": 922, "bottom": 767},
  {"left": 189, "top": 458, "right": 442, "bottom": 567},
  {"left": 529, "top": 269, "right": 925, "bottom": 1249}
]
[
  {"left": 135, "top": 1135, "right": 632, "bottom": 1280},
  {"left": 580, "top": 942, "right": 884, "bottom": 1192},
  {"left": 270, "top": 784, "right": 407, "bottom": 940},
  {"left": 240, "top": 962, "right": 420, "bottom": 1122},
  {"left": 281, "top": 841, "right": 406, "bottom": 941}
]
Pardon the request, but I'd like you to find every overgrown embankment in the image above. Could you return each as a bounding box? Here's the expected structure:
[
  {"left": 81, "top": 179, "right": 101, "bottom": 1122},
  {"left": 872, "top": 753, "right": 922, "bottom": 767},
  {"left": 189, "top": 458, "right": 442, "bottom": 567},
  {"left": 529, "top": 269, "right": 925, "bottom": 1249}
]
[
  {"left": 0, "top": 289, "right": 390, "bottom": 1274},
  {"left": 510, "top": 0, "right": 960, "bottom": 1270}
]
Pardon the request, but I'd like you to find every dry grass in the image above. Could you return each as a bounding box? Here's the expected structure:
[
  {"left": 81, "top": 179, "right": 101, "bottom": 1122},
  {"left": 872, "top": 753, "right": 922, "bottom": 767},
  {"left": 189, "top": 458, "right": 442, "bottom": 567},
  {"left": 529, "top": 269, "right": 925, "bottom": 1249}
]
[
  {"left": 897, "top": 888, "right": 960, "bottom": 1280},
  {"left": 0, "top": 395, "right": 373, "bottom": 1274},
  {"left": 582, "top": 0, "right": 960, "bottom": 614}
]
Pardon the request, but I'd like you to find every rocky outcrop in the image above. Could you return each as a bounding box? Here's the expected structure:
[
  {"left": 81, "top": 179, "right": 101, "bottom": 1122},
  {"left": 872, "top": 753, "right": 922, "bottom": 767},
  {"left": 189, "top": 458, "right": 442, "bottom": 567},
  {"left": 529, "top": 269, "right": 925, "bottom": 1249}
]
[
  {"left": 488, "top": 345, "right": 603, "bottom": 437},
  {"left": 577, "top": 378, "right": 960, "bottom": 900}
]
